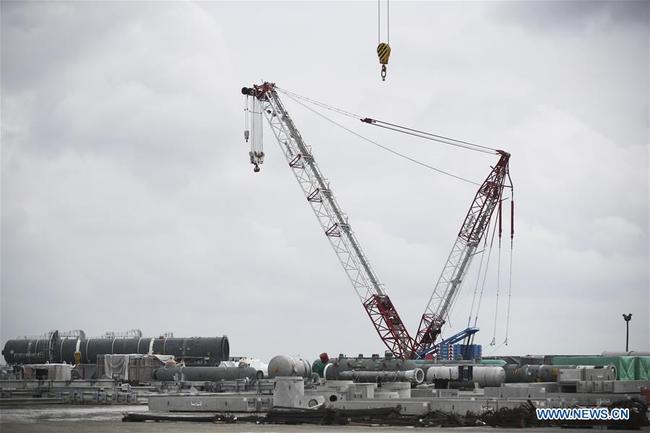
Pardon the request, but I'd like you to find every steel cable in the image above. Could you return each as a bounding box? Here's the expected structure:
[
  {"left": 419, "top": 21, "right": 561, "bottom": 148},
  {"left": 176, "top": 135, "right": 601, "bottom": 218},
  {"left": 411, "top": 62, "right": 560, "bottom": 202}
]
[{"left": 281, "top": 92, "right": 481, "bottom": 186}]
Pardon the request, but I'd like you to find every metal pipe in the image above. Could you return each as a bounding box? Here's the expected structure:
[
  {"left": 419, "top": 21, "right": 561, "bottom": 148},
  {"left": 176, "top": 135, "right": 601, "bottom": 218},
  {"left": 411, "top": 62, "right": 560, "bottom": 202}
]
[
  {"left": 152, "top": 365, "right": 259, "bottom": 382},
  {"left": 338, "top": 368, "right": 425, "bottom": 384},
  {"left": 425, "top": 366, "right": 460, "bottom": 382},
  {"left": 471, "top": 366, "right": 506, "bottom": 387},
  {"left": 623, "top": 313, "right": 632, "bottom": 352}
]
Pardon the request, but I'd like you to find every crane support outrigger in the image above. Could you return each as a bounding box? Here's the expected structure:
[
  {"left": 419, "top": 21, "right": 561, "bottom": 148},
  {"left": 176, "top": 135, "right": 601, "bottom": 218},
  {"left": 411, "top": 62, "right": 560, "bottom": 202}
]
[{"left": 242, "top": 82, "right": 512, "bottom": 360}]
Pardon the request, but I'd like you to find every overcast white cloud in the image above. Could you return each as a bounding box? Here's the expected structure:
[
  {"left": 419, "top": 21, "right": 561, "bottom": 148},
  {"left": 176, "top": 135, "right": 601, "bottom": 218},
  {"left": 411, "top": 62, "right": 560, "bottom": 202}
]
[{"left": 1, "top": 1, "right": 648, "bottom": 362}]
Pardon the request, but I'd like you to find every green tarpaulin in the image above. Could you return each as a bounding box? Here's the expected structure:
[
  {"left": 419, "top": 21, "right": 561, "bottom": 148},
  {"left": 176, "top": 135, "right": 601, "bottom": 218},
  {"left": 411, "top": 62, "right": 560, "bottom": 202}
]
[
  {"left": 552, "top": 356, "right": 637, "bottom": 380},
  {"left": 635, "top": 356, "right": 650, "bottom": 381}
]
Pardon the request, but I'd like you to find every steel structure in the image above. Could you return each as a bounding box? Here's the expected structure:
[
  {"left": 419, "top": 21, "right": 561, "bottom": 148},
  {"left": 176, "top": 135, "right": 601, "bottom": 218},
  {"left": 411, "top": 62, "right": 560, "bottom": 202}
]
[
  {"left": 412, "top": 152, "right": 510, "bottom": 358},
  {"left": 242, "top": 83, "right": 414, "bottom": 359},
  {"left": 242, "top": 82, "right": 511, "bottom": 359}
]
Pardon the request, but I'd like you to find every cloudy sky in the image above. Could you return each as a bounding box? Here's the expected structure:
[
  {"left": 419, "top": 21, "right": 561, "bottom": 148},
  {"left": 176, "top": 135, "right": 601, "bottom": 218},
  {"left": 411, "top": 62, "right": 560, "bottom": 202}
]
[{"left": 1, "top": 1, "right": 648, "bottom": 363}]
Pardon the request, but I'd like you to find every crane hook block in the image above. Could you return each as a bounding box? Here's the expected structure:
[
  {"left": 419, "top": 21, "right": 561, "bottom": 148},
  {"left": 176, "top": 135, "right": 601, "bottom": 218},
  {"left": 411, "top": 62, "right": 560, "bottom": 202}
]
[{"left": 377, "top": 42, "right": 391, "bottom": 81}]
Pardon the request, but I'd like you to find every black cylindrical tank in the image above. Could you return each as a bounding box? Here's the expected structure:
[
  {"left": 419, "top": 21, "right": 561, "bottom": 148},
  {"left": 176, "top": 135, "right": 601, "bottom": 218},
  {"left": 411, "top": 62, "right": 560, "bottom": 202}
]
[
  {"left": 151, "top": 338, "right": 165, "bottom": 355},
  {"left": 2, "top": 339, "right": 49, "bottom": 364},
  {"left": 2, "top": 332, "right": 58, "bottom": 365},
  {"left": 3, "top": 333, "right": 230, "bottom": 366},
  {"left": 136, "top": 337, "right": 151, "bottom": 355},
  {"left": 111, "top": 338, "right": 139, "bottom": 356},
  {"left": 57, "top": 338, "right": 81, "bottom": 363},
  {"left": 84, "top": 339, "right": 115, "bottom": 364},
  {"left": 155, "top": 336, "right": 229, "bottom": 365}
]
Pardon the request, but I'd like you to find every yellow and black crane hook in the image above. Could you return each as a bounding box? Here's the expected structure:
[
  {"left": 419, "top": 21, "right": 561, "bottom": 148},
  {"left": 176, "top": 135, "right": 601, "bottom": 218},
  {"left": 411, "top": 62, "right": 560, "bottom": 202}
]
[
  {"left": 377, "top": 42, "right": 391, "bottom": 81},
  {"left": 376, "top": 0, "right": 391, "bottom": 81}
]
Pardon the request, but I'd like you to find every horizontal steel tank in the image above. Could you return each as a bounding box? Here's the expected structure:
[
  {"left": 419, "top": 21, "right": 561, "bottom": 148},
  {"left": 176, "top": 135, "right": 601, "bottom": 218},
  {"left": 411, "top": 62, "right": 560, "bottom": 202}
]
[
  {"left": 2, "top": 332, "right": 58, "bottom": 365},
  {"left": 338, "top": 368, "right": 425, "bottom": 384},
  {"left": 267, "top": 355, "right": 312, "bottom": 378},
  {"left": 472, "top": 366, "right": 506, "bottom": 387},
  {"left": 503, "top": 364, "right": 558, "bottom": 383},
  {"left": 324, "top": 354, "right": 418, "bottom": 380},
  {"left": 425, "top": 365, "right": 505, "bottom": 387},
  {"left": 333, "top": 354, "right": 417, "bottom": 372},
  {"left": 2, "top": 331, "right": 229, "bottom": 366},
  {"left": 425, "top": 366, "right": 460, "bottom": 382},
  {"left": 152, "top": 365, "right": 259, "bottom": 382}
]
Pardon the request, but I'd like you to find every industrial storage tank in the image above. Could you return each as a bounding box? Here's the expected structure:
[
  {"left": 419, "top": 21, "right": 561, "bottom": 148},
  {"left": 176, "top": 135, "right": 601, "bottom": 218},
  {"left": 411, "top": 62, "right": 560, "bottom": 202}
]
[
  {"left": 503, "top": 364, "right": 558, "bottom": 383},
  {"left": 2, "top": 331, "right": 229, "bottom": 366},
  {"left": 2, "top": 339, "right": 50, "bottom": 364},
  {"left": 425, "top": 365, "right": 505, "bottom": 387},
  {"left": 337, "top": 368, "right": 425, "bottom": 384},
  {"left": 324, "top": 353, "right": 418, "bottom": 380},
  {"left": 2, "top": 331, "right": 58, "bottom": 365},
  {"left": 267, "top": 355, "right": 312, "bottom": 378},
  {"left": 425, "top": 366, "right": 460, "bottom": 383},
  {"left": 152, "top": 365, "right": 259, "bottom": 382},
  {"left": 472, "top": 366, "right": 506, "bottom": 387}
]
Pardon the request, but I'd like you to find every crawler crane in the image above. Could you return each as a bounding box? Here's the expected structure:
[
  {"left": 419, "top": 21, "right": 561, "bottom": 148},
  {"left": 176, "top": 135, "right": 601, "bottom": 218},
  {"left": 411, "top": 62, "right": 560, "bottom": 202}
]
[{"left": 242, "top": 82, "right": 513, "bottom": 359}]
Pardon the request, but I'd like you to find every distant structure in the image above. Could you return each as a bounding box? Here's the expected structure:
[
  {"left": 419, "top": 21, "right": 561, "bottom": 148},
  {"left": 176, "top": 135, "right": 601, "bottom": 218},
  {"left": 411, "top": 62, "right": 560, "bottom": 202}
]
[{"left": 2, "top": 330, "right": 229, "bottom": 366}]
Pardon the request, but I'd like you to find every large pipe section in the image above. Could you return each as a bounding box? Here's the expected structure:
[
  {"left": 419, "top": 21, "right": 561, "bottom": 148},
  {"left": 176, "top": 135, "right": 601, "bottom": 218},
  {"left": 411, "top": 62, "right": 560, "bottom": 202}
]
[
  {"left": 152, "top": 365, "right": 259, "bottom": 382},
  {"left": 471, "top": 366, "right": 506, "bottom": 387},
  {"left": 338, "top": 369, "right": 425, "bottom": 385},
  {"left": 425, "top": 365, "right": 506, "bottom": 387},
  {"left": 503, "top": 364, "right": 560, "bottom": 383},
  {"left": 501, "top": 364, "right": 617, "bottom": 383},
  {"left": 2, "top": 332, "right": 229, "bottom": 366},
  {"left": 324, "top": 354, "right": 418, "bottom": 380},
  {"left": 425, "top": 366, "right": 461, "bottom": 382},
  {"left": 1, "top": 332, "right": 59, "bottom": 365},
  {"left": 267, "top": 355, "right": 312, "bottom": 378}
]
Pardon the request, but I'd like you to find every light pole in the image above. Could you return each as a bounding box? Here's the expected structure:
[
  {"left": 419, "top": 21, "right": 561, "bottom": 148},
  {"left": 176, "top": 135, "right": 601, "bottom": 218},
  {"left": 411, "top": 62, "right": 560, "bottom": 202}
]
[{"left": 622, "top": 313, "right": 632, "bottom": 352}]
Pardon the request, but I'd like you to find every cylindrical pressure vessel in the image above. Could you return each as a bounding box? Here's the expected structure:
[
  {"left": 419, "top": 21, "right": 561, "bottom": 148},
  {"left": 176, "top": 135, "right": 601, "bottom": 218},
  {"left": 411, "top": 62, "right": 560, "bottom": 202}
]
[
  {"left": 3, "top": 333, "right": 229, "bottom": 366},
  {"left": 332, "top": 355, "right": 417, "bottom": 372},
  {"left": 268, "top": 355, "right": 311, "bottom": 378},
  {"left": 2, "top": 332, "right": 58, "bottom": 365},
  {"left": 504, "top": 364, "right": 559, "bottom": 383},
  {"left": 503, "top": 364, "right": 558, "bottom": 383},
  {"left": 425, "top": 366, "right": 460, "bottom": 383},
  {"left": 338, "top": 368, "right": 425, "bottom": 384},
  {"left": 268, "top": 355, "right": 312, "bottom": 378},
  {"left": 472, "top": 366, "right": 506, "bottom": 387},
  {"left": 2, "top": 339, "right": 49, "bottom": 364},
  {"left": 323, "top": 354, "right": 418, "bottom": 380},
  {"left": 152, "top": 365, "right": 258, "bottom": 382}
]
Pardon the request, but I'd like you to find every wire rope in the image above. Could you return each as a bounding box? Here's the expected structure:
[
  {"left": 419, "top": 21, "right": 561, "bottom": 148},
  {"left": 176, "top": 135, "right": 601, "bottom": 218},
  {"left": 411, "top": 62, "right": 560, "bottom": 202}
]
[
  {"left": 276, "top": 87, "right": 498, "bottom": 155},
  {"left": 281, "top": 91, "right": 481, "bottom": 186},
  {"left": 473, "top": 214, "right": 498, "bottom": 328}
]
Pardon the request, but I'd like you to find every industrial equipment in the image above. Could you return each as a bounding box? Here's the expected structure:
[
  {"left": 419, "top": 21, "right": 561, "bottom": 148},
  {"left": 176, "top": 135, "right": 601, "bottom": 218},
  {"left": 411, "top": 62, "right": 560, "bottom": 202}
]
[
  {"left": 267, "top": 355, "right": 313, "bottom": 379},
  {"left": 2, "top": 330, "right": 230, "bottom": 366},
  {"left": 376, "top": 0, "right": 391, "bottom": 80},
  {"left": 242, "top": 83, "right": 414, "bottom": 360},
  {"left": 241, "top": 82, "right": 513, "bottom": 359}
]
